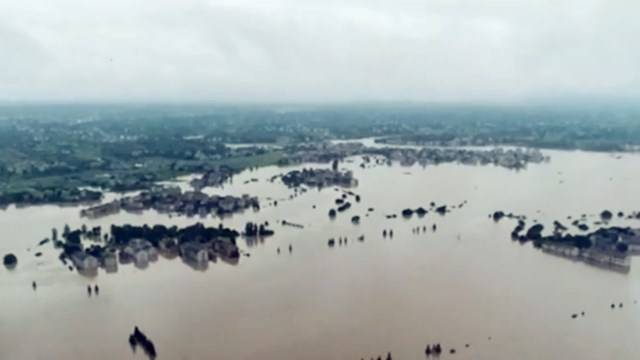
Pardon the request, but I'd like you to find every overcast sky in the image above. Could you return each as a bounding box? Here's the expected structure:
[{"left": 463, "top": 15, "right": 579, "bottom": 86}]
[{"left": 1, "top": 0, "right": 639, "bottom": 103}]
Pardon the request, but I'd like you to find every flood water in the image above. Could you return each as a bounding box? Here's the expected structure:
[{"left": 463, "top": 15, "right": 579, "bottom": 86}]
[{"left": 3, "top": 149, "right": 640, "bottom": 360}]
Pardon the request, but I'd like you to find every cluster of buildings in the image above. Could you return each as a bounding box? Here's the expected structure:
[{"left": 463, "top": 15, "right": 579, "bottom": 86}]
[
  {"left": 177, "top": 238, "right": 239, "bottom": 267},
  {"left": 189, "top": 166, "right": 235, "bottom": 190},
  {"left": 281, "top": 168, "right": 357, "bottom": 188},
  {"left": 60, "top": 223, "right": 246, "bottom": 274},
  {"left": 279, "top": 142, "right": 365, "bottom": 165},
  {"left": 373, "top": 147, "right": 547, "bottom": 169},
  {"left": 539, "top": 227, "right": 640, "bottom": 271},
  {"left": 278, "top": 142, "right": 547, "bottom": 170},
  {"left": 0, "top": 187, "right": 102, "bottom": 207},
  {"left": 68, "top": 237, "right": 240, "bottom": 273},
  {"left": 80, "top": 186, "right": 259, "bottom": 218}
]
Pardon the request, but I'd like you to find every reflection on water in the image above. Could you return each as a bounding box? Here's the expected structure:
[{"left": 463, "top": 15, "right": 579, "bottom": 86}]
[
  {"left": 182, "top": 257, "right": 209, "bottom": 271},
  {"left": 244, "top": 235, "right": 267, "bottom": 248},
  {"left": 3, "top": 149, "right": 640, "bottom": 359}
]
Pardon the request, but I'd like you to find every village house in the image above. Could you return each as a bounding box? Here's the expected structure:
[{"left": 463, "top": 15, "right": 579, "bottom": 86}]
[
  {"left": 70, "top": 251, "right": 99, "bottom": 271},
  {"left": 102, "top": 248, "right": 118, "bottom": 273},
  {"left": 620, "top": 228, "right": 640, "bottom": 253},
  {"left": 179, "top": 242, "right": 210, "bottom": 264},
  {"left": 122, "top": 239, "right": 157, "bottom": 266}
]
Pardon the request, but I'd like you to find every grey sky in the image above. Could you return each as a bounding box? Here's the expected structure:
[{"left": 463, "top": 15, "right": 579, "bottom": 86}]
[{"left": 1, "top": 0, "right": 639, "bottom": 103}]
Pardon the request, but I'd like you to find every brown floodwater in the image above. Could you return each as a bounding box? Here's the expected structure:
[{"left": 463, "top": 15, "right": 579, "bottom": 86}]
[{"left": 2, "top": 149, "right": 640, "bottom": 359}]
